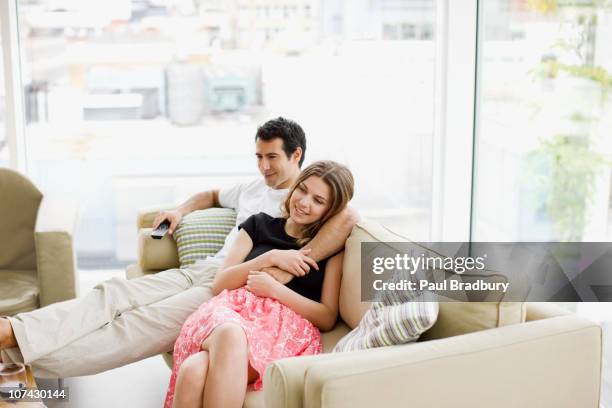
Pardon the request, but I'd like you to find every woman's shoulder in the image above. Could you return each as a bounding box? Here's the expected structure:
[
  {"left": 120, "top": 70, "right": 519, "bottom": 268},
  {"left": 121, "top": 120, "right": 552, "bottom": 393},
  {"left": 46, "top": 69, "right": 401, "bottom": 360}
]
[
  {"left": 251, "top": 212, "right": 284, "bottom": 223},
  {"left": 240, "top": 212, "right": 284, "bottom": 231},
  {"left": 242, "top": 212, "right": 272, "bottom": 223},
  {"left": 249, "top": 212, "right": 290, "bottom": 239}
]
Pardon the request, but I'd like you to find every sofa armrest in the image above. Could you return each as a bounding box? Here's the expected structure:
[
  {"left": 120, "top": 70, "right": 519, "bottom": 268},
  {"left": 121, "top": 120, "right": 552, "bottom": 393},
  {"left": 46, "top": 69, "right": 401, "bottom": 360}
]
[
  {"left": 264, "top": 315, "right": 601, "bottom": 408},
  {"left": 134, "top": 205, "right": 180, "bottom": 271},
  {"left": 34, "top": 195, "right": 79, "bottom": 307},
  {"left": 264, "top": 351, "right": 357, "bottom": 408},
  {"left": 137, "top": 228, "right": 180, "bottom": 271},
  {"left": 137, "top": 205, "right": 175, "bottom": 229}
]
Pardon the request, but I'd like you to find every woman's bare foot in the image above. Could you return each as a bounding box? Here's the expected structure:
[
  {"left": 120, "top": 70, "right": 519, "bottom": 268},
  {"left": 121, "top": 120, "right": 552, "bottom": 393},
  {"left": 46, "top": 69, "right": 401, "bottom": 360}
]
[{"left": 0, "top": 317, "right": 17, "bottom": 349}]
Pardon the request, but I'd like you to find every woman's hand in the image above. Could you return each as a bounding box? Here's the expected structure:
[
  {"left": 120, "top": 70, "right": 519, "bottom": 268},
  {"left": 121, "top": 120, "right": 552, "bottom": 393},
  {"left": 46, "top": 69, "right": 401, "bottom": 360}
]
[
  {"left": 261, "top": 267, "right": 294, "bottom": 284},
  {"left": 246, "top": 271, "right": 285, "bottom": 299},
  {"left": 267, "top": 248, "right": 319, "bottom": 277}
]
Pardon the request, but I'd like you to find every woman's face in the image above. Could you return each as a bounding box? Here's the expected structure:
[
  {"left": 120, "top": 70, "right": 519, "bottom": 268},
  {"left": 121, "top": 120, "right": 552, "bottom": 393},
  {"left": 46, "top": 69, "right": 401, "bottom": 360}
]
[{"left": 289, "top": 175, "right": 332, "bottom": 225}]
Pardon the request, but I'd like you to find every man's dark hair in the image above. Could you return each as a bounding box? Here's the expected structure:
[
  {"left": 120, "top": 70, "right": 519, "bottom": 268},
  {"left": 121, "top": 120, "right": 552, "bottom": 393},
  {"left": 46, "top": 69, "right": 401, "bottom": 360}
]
[{"left": 255, "top": 117, "right": 306, "bottom": 167}]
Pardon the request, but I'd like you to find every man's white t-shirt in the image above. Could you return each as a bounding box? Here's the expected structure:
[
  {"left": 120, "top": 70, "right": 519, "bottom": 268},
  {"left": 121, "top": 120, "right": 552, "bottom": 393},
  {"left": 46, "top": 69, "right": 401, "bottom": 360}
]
[{"left": 208, "top": 178, "right": 289, "bottom": 264}]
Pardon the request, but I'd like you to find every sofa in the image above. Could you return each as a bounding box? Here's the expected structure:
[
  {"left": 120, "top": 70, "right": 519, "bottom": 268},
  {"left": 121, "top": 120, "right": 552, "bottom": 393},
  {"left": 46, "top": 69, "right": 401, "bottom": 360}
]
[
  {"left": 0, "top": 168, "right": 79, "bottom": 316},
  {"left": 126, "top": 205, "right": 602, "bottom": 408}
]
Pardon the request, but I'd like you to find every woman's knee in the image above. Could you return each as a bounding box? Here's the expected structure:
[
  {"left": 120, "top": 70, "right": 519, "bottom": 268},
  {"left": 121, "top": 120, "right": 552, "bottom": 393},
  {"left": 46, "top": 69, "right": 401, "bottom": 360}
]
[
  {"left": 178, "top": 351, "right": 208, "bottom": 385},
  {"left": 204, "top": 324, "right": 247, "bottom": 353}
]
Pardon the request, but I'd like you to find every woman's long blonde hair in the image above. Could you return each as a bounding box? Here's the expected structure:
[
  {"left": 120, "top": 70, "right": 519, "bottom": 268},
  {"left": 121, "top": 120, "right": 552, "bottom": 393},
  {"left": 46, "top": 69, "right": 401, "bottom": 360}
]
[{"left": 282, "top": 160, "right": 354, "bottom": 245}]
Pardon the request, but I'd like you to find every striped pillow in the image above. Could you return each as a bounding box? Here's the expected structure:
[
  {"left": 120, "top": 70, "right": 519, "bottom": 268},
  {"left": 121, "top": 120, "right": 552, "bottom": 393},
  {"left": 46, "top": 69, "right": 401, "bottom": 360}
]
[
  {"left": 174, "top": 208, "right": 237, "bottom": 267},
  {"left": 333, "top": 289, "right": 438, "bottom": 352}
]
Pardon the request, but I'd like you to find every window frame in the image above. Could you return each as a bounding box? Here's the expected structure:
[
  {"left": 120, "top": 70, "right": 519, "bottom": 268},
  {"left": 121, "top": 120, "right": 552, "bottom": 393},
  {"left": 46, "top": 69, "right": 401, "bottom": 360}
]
[
  {"left": 430, "top": 0, "right": 479, "bottom": 241},
  {"left": 0, "top": 0, "right": 27, "bottom": 172}
]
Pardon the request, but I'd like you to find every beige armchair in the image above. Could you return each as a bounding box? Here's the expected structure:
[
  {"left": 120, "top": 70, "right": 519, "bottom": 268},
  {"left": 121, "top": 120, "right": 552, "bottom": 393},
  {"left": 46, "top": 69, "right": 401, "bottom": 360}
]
[
  {"left": 0, "top": 168, "right": 79, "bottom": 315},
  {"left": 128, "top": 206, "right": 602, "bottom": 408}
]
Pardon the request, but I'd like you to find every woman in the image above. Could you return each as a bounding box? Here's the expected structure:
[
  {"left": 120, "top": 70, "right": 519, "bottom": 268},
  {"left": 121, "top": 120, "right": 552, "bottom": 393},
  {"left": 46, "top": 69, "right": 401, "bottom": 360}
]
[{"left": 164, "top": 160, "right": 354, "bottom": 408}]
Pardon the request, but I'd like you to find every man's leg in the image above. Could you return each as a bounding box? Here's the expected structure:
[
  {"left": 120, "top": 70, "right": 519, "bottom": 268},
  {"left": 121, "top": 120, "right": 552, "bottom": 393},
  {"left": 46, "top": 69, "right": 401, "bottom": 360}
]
[
  {"left": 2, "top": 263, "right": 218, "bottom": 377},
  {"left": 4, "top": 268, "right": 194, "bottom": 362}
]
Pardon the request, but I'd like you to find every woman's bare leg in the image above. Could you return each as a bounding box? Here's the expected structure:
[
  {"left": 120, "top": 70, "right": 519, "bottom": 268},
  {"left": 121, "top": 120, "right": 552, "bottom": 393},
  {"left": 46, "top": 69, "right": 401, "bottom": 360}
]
[
  {"left": 200, "top": 323, "right": 256, "bottom": 408},
  {"left": 172, "top": 351, "right": 209, "bottom": 408},
  {"left": 0, "top": 318, "right": 17, "bottom": 350}
]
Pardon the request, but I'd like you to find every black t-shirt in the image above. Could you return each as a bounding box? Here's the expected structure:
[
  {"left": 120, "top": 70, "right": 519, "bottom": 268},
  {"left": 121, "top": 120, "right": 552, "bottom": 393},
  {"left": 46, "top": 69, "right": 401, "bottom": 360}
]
[{"left": 238, "top": 212, "right": 327, "bottom": 302}]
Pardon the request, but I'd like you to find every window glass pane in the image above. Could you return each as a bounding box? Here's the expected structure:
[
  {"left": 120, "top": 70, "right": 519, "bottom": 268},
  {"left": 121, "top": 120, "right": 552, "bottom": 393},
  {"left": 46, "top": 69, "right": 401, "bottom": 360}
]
[
  {"left": 475, "top": 5, "right": 612, "bottom": 402},
  {"left": 474, "top": 0, "right": 612, "bottom": 242},
  {"left": 19, "top": 0, "right": 437, "bottom": 268},
  {"left": 0, "top": 28, "right": 7, "bottom": 167}
]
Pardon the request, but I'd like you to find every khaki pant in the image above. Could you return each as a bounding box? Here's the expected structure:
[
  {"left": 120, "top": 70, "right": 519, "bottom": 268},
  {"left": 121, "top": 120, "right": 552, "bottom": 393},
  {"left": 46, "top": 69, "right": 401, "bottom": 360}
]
[{"left": 1, "top": 261, "right": 219, "bottom": 378}]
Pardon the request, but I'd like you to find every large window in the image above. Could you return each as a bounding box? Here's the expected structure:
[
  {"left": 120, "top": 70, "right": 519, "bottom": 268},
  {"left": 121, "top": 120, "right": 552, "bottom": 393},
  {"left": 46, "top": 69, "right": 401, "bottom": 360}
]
[
  {"left": 17, "top": 0, "right": 437, "bottom": 267},
  {"left": 473, "top": 0, "right": 612, "bottom": 242},
  {"left": 473, "top": 6, "right": 612, "bottom": 398},
  {"left": 0, "top": 29, "right": 7, "bottom": 167}
]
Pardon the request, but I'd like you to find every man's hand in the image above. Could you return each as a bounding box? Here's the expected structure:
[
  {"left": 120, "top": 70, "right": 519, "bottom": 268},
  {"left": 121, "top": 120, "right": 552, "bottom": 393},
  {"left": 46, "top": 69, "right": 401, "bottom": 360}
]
[
  {"left": 246, "top": 271, "right": 284, "bottom": 299},
  {"left": 152, "top": 210, "right": 183, "bottom": 235},
  {"left": 262, "top": 266, "right": 294, "bottom": 284},
  {"left": 267, "top": 248, "right": 318, "bottom": 277}
]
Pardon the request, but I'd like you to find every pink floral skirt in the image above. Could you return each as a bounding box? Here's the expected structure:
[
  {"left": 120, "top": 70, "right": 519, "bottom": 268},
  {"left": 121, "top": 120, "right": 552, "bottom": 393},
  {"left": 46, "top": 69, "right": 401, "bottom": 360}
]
[{"left": 163, "top": 287, "right": 322, "bottom": 408}]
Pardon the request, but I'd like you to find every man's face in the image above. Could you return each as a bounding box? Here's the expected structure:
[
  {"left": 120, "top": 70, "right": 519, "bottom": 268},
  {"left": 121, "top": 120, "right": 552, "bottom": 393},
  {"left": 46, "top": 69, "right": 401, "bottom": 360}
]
[{"left": 255, "top": 138, "right": 301, "bottom": 189}]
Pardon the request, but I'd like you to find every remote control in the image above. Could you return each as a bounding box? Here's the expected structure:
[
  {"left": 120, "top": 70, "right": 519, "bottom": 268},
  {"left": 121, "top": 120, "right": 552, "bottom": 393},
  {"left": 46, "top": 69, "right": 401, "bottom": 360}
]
[{"left": 152, "top": 220, "right": 170, "bottom": 239}]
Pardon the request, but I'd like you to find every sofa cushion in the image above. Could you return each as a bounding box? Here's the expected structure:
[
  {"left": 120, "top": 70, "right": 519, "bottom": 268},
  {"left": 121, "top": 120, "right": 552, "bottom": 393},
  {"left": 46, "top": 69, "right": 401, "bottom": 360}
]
[
  {"left": 340, "top": 220, "right": 394, "bottom": 328},
  {"left": 321, "top": 322, "right": 351, "bottom": 352},
  {"left": 174, "top": 208, "right": 237, "bottom": 267},
  {"left": 334, "top": 297, "right": 438, "bottom": 352},
  {"left": 341, "top": 219, "right": 526, "bottom": 340},
  {"left": 0, "top": 269, "right": 39, "bottom": 316},
  {"left": 337, "top": 221, "right": 439, "bottom": 351},
  {"left": 419, "top": 301, "right": 526, "bottom": 340}
]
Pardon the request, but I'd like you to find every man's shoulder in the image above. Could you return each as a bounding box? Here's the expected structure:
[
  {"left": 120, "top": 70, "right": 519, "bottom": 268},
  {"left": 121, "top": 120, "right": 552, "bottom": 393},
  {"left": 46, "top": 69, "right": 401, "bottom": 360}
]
[
  {"left": 239, "top": 177, "right": 267, "bottom": 196},
  {"left": 234, "top": 177, "right": 263, "bottom": 190}
]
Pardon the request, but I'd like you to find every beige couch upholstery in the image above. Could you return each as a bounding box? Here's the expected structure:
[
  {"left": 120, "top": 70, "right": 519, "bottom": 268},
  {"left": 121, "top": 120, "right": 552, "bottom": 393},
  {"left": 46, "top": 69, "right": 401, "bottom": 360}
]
[
  {"left": 0, "top": 168, "right": 79, "bottom": 315},
  {"left": 127, "top": 206, "right": 602, "bottom": 408}
]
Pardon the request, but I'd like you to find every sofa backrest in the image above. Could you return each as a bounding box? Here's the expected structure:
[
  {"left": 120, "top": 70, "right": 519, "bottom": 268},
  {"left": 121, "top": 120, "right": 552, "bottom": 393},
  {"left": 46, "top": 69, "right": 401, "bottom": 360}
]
[
  {"left": 340, "top": 219, "right": 526, "bottom": 338},
  {"left": 0, "top": 169, "right": 43, "bottom": 270},
  {"left": 340, "top": 219, "right": 389, "bottom": 327}
]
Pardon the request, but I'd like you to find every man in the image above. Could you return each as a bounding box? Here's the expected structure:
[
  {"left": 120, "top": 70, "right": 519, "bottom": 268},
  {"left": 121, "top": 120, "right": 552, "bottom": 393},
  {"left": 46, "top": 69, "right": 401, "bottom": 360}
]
[{"left": 0, "top": 117, "right": 358, "bottom": 378}]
